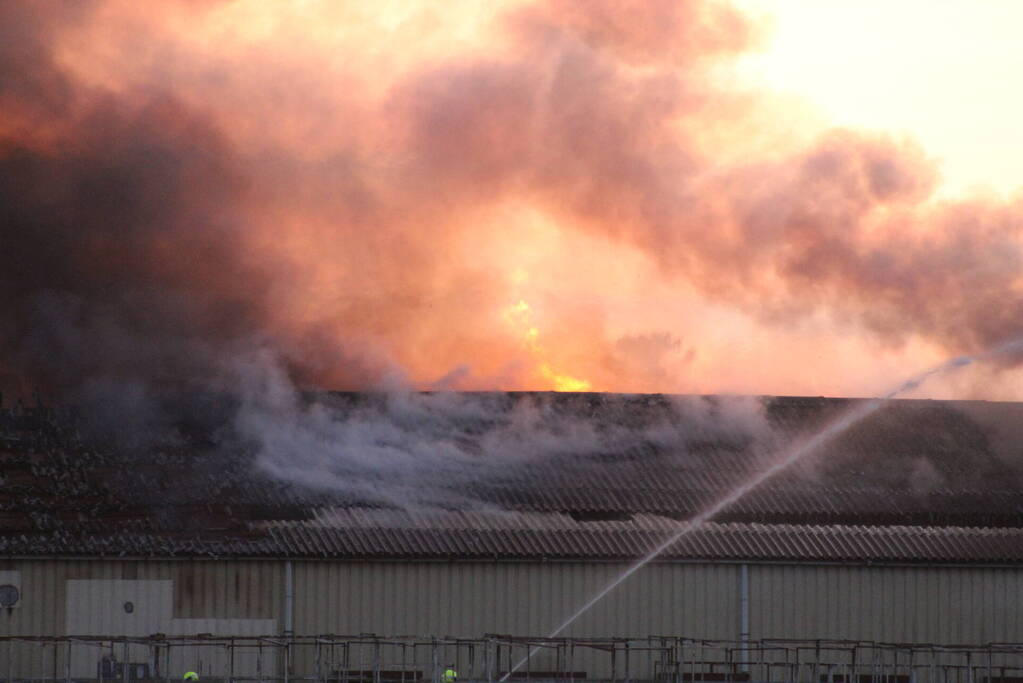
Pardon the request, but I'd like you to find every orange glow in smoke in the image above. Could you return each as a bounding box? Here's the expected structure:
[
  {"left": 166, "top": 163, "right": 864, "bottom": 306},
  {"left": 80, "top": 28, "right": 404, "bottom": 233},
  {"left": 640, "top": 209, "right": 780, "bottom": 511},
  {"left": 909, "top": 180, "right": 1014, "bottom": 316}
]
[
  {"left": 504, "top": 298, "right": 592, "bottom": 392},
  {"left": 6, "top": 0, "right": 1023, "bottom": 401}
]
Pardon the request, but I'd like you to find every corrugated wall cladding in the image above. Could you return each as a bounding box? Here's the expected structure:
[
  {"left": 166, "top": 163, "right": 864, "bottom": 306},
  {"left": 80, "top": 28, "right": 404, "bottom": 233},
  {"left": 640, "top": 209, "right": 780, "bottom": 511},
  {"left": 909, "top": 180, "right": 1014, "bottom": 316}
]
[
  {"left": 8, "top": 559, "right": 1023, "bottom": 642},
  {"left": 0, "top": 560, "right": 281, "bottom": 638},
  {"left": 292, "top": 562, "right": 739, "bottom": 638},
  {"left": 290, "top": 562, "right": 740, "bottom": 677},
  {"left": 0, "top": 560, "right": 282, "bottom": 679},
  {"left": 750, "top": 564, "right": 1023, "bottom": 644},
  {"left": 8, "top": 559, "right": 1023, "bottom": 677}
]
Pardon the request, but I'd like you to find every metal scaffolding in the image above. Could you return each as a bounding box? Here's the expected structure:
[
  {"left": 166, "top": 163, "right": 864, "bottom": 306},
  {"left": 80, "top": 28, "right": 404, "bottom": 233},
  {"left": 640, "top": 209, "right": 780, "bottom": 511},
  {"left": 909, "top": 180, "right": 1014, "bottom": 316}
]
[{"left": 5, "top": 635, "right": 1023, "bottom": 683}]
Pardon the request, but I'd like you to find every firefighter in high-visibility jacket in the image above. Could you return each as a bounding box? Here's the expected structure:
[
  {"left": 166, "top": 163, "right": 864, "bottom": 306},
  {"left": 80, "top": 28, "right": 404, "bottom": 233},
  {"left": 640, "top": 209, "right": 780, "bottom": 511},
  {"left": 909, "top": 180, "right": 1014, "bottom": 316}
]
[
  {"left": 184, "top": 674, "right": 199, "bottom": 682},
  {"left": 442, "top": 665, "right": 458, "bottom": 683}
]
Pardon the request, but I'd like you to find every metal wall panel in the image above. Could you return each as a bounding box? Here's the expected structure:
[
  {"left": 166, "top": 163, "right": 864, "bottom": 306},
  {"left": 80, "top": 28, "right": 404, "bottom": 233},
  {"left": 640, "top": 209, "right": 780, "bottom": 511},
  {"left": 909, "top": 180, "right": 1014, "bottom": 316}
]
[
  {"left": 65, "top": 579, "right": 173, "bottom": 676},
  {"left": 170, "top": 560, "right": 281, "bottom": 620},
  {"left": 0, "top": 559, "right": 283, "bottom": 630},
  {"left": 62, "top": 579, "right": 279, "bottom": 678},
  {"left": 7, "top": 558, "right": 1023, "bottom": 679},
  {"left": 0, "top": 559, "right": 284, "bottom": 678},
  {"left": 290, "top": 561, "right": 740, "bottom": 678},
  {"left": 749, "top": 564, "right": 1023, "bottom": 643},
  {"left": 66, "top": 579, "right": 173, "bottom": 635},
  {"left": 292, "top": 561, "right": 739, "bottom": 639}
]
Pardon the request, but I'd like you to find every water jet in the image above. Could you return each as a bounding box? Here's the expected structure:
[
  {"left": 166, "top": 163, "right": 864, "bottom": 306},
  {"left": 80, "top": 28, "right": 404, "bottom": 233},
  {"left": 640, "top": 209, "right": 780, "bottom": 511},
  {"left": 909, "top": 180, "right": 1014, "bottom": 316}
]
[{"left": 500, "top": 340, "right": 1023, "bottom": 680}]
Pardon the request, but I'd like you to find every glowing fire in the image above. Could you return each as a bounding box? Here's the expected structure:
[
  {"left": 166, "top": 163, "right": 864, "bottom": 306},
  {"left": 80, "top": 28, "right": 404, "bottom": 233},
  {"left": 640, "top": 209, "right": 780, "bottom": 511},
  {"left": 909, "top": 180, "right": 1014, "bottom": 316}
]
[
  {"left": 540, "top": 364, "right": 592, "bottom": 392},
  {"left": 503, "top": 298, "right": 591, "bottom": 392}
]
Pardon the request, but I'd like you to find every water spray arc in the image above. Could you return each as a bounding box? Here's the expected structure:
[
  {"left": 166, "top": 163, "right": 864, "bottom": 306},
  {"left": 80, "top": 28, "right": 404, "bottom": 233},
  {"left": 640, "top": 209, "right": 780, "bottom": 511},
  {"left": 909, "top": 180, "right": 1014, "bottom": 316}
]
[{"left": 500, "top": 339, "right": 1023, "bottom": 681}]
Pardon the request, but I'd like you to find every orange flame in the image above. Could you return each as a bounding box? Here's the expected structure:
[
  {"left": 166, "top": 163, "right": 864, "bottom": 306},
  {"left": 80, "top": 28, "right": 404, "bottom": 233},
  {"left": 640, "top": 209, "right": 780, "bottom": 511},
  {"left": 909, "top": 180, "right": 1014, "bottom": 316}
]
[{"left": 503, "top": 298, "right": 591, "bottom": 392}]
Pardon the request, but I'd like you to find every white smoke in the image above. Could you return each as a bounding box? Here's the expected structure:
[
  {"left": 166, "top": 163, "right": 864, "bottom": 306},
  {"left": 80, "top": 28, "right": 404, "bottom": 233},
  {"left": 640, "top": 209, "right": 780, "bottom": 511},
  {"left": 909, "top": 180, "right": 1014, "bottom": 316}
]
[{"left": 227, "top": 350, "right": 775, "bottom": 509}]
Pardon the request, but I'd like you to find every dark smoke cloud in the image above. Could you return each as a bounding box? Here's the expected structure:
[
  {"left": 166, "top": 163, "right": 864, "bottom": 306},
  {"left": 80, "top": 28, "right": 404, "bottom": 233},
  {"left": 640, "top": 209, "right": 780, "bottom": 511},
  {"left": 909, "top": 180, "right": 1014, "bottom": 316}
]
[
  {"left": 2, "top": 0, "right": 1022, "bottom": 417},
  {"left": 0, "top": 4, "right": 248, "bottom": 398},
  {"left": 0, "top": 1, "right": 393, "bottom": 414}
]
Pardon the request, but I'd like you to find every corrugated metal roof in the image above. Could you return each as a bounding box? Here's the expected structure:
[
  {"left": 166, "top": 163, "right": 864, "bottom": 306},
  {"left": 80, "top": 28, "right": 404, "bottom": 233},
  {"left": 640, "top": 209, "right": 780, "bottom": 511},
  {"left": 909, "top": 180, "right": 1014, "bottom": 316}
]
[
  {"left": 5, "top": 393, "right": 1023, "bottom": 559},
  {"left": 5, "top": 507, "right": 1023, "bottom": 563}
]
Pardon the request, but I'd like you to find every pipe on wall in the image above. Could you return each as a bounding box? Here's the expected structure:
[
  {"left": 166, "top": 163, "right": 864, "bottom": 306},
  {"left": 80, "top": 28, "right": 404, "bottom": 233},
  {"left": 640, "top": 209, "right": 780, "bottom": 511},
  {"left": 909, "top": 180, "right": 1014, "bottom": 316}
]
[
  {"left": 284, "top": 560, "right": 294, "bottom": 636},
  {"left": 739, "top": 563, "right": 749, "bottom": 671}
]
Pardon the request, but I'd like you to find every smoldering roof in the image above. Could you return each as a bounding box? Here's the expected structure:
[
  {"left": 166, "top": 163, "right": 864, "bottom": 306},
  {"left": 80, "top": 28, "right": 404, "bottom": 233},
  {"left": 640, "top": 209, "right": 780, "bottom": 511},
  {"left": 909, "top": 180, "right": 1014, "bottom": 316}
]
[{"left": 3, "top": 392, "right": 1023, "bottom": 536}]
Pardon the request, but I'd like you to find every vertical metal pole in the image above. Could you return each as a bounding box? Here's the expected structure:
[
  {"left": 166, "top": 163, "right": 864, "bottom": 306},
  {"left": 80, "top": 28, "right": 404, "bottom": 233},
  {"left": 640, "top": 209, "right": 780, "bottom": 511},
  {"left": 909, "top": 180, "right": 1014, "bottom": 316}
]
[
  {"left": 123, "top": 641, "right": 130, "bottom": 683},
  {"left": 486, "top": 639, "right": 494, "bottom": 683},
  {"left": 813, "top": 641, "right": 819, "bottom": 683},
  {"left": 66, "top": 641, "right": 72, "bottom": 683},
  {"left": 230, "top": 639, "right": 236, "bottom": 683},
  {"left": 663, "top": 637, "right": 670, "bottom": 683},
  {"left": 374, "top": 638, "right": 381, "bottom": 683},
  {"left": 740, "top": 566, "right": 750, "bottom": 674},
  {"left": 432, "top": 640, "right": 439, "bottom": 683},
  {"left": 285, "top": 562, "right": 295, "bottom": 637},
  {"left": 677, "top": 638, "right": 685, "bottom": 683}
]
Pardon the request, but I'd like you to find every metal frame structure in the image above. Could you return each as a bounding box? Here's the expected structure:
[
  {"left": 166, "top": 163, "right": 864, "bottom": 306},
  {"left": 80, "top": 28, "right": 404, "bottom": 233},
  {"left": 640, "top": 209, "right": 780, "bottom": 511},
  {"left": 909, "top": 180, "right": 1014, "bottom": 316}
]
[{"left": 6, "top": 636, "right": 1023, "bottom": 683}]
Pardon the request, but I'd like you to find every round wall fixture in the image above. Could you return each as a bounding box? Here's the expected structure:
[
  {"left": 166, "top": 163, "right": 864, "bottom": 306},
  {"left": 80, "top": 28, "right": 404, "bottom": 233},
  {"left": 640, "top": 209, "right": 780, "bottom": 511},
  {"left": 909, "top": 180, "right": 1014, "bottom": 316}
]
[
  {"left": 0, "top": 584, "right": 20, "bottom": 607},
  {"left": 123, "top": 601, "right": 134, "bottom": 614}
]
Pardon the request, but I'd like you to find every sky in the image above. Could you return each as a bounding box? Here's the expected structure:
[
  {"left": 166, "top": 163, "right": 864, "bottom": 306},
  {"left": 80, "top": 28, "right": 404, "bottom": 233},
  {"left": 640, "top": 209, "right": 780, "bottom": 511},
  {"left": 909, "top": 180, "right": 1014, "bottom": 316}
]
[
  {"left": 735, "top": 0, "right": 1023, "bottom": 201},
  {"left": 2, "top": 0, "right": 1022, "bottom": 403}
]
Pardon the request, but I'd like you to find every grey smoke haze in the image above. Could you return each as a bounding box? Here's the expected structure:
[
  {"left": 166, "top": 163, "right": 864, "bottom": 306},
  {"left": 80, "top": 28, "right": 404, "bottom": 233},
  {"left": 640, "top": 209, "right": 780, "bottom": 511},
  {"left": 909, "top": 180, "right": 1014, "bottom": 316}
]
[{"left": 231, "top": 355, "right": 774, "bottom": 508}]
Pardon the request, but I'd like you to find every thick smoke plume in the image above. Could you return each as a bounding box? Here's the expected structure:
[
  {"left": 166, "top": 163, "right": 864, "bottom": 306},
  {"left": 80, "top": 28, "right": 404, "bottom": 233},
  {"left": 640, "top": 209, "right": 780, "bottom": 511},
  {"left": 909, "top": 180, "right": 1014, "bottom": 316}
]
[{"left": 2, "top": 0, "right": 1022, "bottom": 408}]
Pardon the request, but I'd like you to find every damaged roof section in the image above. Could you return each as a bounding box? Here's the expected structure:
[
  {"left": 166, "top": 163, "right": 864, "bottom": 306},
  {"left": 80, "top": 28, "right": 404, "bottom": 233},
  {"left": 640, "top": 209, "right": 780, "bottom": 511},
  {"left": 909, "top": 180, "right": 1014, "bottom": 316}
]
[{"left": 3, "top": 392, "right": 1023, "bottom": 560}]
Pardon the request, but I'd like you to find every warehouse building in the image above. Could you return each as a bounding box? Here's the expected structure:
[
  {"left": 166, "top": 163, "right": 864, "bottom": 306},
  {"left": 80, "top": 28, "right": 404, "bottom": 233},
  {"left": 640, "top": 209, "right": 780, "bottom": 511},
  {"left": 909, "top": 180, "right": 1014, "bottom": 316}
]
[{"left": 3, "top": 392, "right": 1023, "bottom": 681}]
